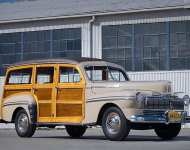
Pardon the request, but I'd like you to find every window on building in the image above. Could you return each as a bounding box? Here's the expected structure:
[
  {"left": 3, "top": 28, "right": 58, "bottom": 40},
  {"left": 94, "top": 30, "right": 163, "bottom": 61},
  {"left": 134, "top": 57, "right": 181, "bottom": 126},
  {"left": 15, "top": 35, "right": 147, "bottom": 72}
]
[
  {"left": 170, "top": 21, "right": 190, "bottom": 70},
  {"left": 0, "top": 32, "right": 21, "bottom": 75},
  {"left": 102, "top": 23, "right": 168, "bottom": 71},
  {"left": 133, "top": 23, "right": 167, "bottom": 71},
  {"left": 102, "top": 25, "right": 133, "bottom": 71},
  {"left": 0, "top": 28, "right": 81, "bottom": 76},
  {"left": 52, "top": 28, "right": 81, "bottom": 59},
  {"left": 23, "top": 30, "right": 51, "bottom": 60}
]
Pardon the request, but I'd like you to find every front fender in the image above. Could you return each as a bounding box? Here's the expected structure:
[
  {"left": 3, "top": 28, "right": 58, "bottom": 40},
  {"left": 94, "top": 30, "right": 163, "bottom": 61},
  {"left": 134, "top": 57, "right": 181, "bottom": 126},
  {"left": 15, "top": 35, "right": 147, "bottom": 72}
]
[
  {"left": 2, "top": 92, "right": 37, "bottom": 123},
  {"left": 83, "top": 98, "right": 137, "bottom": 124}
]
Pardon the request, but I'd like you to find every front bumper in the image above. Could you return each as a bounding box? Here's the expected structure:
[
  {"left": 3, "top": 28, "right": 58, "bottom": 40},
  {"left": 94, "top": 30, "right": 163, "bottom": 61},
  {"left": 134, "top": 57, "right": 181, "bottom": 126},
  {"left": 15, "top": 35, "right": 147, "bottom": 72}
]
[
  {"left": 129, "top": 110, "right": 189, "bottom": 124},
  {"left": 130, "top": 93, "right": 189, "bottom": 124}
]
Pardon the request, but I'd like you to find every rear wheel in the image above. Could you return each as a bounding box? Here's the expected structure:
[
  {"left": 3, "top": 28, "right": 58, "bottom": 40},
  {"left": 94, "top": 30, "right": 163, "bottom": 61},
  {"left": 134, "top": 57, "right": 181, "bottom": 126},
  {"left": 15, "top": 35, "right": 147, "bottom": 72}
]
[
  {"left": 65, "top": 125, "right": 87, "bottom": 138},
  {"left": 154, "top": 123, "right": 181, "bottom": 140},
  {"left": 15, "top": 109, "right": 36, "bottom": 137},
  {"left": 102, "top": 107, "right": 130, "bottom": 141}
]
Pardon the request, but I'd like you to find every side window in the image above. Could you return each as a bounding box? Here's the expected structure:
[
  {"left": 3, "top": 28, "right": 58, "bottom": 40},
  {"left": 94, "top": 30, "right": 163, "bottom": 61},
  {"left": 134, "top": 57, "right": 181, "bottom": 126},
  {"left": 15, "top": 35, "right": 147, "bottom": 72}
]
[
  {"left": 36, "top": 67, "right": 54, "bottom": 84},
  {"left": 85, "top": 66, "right": 108, "bottom": 81},
  {"left": 7, "top": 68, "right": 32, "bottom": 84},
  {"left": 108, "top": 69, "right": 126, "bottom": 81},
  {"left": 60, "top": 67, "right": 80, "bottom": 83}
]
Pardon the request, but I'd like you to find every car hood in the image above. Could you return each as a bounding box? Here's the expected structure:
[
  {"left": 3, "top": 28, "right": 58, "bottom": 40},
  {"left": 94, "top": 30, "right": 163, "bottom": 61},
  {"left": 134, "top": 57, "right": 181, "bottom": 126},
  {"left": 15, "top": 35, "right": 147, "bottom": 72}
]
[{"left": 90, "top": 80, "right": 171, "bottom": 95}]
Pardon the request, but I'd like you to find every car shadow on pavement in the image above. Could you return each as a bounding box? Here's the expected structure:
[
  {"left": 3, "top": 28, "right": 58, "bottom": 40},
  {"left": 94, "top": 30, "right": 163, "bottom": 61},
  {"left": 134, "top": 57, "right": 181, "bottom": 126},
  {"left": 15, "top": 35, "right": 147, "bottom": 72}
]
[{"left": 32, "top": 135, "right": 190, "bottom": 142}]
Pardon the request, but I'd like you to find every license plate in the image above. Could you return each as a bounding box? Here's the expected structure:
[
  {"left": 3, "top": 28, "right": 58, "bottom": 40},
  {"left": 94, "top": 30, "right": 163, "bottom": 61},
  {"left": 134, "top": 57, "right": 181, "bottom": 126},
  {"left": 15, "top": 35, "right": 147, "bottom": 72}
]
[{"left": 168, "top": 111, "right": 182, "bottom": 122}]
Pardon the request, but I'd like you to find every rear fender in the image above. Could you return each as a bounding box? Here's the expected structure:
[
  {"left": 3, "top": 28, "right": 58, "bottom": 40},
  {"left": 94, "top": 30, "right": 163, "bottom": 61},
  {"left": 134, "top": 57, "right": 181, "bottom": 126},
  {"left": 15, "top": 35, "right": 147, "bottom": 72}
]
[{"left": 2, "top": 92, "right": 38, "bottom": 123}]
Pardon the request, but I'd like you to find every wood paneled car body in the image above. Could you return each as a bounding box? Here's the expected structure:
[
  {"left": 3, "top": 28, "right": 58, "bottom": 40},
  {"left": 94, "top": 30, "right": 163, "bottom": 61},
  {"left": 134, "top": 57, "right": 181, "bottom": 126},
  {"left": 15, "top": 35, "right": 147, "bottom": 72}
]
[{"left": 0, "top": 59, "right": 189, "bottom": 141}]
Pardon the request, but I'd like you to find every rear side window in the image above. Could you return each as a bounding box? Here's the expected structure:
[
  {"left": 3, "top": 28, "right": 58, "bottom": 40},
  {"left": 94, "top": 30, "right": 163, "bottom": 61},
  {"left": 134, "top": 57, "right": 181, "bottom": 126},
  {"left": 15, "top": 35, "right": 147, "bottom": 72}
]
[
  {"left": 60, "top": 67, "right": 80, "bottom": 83},
  {"left": 7, "top": 68, "right": 32, "bottom": 84},
  {"left": 36, "top": 67, "right": 54, "bottom": 84}
]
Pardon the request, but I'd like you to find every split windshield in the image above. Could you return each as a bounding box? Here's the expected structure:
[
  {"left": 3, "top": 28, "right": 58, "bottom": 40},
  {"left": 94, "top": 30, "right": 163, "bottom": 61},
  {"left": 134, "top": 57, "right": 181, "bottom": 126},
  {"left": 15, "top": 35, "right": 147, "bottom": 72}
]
[{"left": 85, "top": 66, "right": 128, "bottom": 81}]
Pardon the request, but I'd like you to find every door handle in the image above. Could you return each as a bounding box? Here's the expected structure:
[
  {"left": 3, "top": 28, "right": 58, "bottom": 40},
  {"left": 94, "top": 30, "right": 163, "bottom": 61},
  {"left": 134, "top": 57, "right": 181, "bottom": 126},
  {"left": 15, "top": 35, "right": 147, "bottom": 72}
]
[
  {"left": 32, "top": 87, "right": 37, "bottom": 93},
  {"left": 55, "top": 86, "right": 60, "bottom": 91}
]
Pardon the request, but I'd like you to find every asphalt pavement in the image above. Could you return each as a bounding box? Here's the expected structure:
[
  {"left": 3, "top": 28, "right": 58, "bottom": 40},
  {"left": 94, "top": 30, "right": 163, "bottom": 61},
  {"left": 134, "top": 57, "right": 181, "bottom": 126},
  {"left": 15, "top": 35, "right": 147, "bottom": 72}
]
[{"left": 0, "top": 127, "right": 190, "bottom": 150}]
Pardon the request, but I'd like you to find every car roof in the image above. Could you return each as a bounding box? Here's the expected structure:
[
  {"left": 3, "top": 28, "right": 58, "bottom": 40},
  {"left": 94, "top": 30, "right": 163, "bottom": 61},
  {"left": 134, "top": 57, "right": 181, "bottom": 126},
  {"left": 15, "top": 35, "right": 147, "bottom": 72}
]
[
  {"left": 8, "top": 58, "right": 124, "bottom": 70},
  {"left": 8, "top": 58, "right": 98, "bottom": 67}
]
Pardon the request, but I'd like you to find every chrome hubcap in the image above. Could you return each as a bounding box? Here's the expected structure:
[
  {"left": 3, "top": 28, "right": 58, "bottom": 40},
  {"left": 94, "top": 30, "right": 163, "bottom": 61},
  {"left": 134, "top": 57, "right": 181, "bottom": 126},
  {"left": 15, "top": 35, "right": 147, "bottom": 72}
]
[
  {"left": 106, "top": 112, "right": 121, "bottom": 134},
  {"left": 17, "top": 113, "right": 29, "bottom": 133}
]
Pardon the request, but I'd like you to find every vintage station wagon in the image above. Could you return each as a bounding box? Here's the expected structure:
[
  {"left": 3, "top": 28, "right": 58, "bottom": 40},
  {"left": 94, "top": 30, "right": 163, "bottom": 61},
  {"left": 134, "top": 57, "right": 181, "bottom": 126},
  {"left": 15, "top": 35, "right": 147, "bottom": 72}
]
[{"left": 0, "top": 58, "right": 189, "bottom": 141}]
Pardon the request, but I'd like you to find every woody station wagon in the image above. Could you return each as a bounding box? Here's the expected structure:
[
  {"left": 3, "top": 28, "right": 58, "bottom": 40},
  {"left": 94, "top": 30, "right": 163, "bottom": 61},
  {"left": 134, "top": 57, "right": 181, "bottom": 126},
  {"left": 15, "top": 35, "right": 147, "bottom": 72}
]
[{"left": 0, "top": 58, "right": 189, "bottom": 141}]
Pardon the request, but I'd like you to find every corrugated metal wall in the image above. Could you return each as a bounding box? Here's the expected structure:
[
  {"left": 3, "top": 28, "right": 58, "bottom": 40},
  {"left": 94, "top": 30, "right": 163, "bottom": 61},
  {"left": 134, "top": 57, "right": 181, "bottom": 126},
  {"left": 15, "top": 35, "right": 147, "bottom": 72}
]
[{"left": 128, "top": 70, "right": 190, "bottom": 96}]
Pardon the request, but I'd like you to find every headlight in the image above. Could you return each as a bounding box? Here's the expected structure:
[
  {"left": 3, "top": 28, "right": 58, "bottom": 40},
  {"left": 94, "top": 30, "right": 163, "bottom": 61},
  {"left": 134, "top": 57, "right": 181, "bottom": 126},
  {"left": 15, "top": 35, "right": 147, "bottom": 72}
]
[
  {"left": 167, "top": 84, "right": 171, "bottom": 92},
  {"left": 183, "top": 95, "right": 190, "bottom": 106},
  {"left": 136, "top": 92, "right": 145, "bottom": 102}
]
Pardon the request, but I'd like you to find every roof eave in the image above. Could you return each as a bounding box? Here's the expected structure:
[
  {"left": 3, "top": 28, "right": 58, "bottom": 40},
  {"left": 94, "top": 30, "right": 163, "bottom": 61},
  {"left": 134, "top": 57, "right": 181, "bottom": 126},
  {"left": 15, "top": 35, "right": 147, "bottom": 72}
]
[{"left": 0, "top": 5, "right": 187, "bottom": 24}]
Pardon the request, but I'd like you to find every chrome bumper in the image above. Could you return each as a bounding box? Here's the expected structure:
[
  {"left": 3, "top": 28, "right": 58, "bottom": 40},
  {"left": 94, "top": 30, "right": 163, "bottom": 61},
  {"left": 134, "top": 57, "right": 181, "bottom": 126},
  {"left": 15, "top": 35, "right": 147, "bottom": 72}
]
[
  {"left": 129, "top": 110, "right": 189, "bottom": 124},
  {"left": 185, "top": 116, "right": 190, "bottom": 123}
]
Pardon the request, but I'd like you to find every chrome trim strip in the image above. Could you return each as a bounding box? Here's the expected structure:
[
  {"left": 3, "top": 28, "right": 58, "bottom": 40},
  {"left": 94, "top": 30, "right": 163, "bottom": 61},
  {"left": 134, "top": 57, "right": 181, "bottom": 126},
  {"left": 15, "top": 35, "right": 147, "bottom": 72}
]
[
  {"left": 87, "top": 96, "right": 135, "bottom": 103},
  {"left": 3, "top": 102, "right": 28, "bottom": 107}
]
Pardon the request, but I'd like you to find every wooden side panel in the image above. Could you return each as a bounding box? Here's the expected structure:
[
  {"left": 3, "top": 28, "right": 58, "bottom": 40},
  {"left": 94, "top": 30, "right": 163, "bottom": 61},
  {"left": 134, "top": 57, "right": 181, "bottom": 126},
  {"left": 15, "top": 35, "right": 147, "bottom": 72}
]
[
  {"left": 3, "top": 89, "right": 31, "bottom": 99},
  {"left": 39, "top": 103, "right": 52, "bottom": 117},
  {"left": 57, "top": 88, "right": 83, "bottom": 101},
  {"left": 35, "top": 88, "right": 52, "bottom": 101},
  {"left": 34, "top": 88, "right": 53, "bottom": 119},
  {"left": 56, "top": 104, "right": 82, "bottom": 117},
  {"left": 56, "top": 87, "right": 84, "bottom": 120}
]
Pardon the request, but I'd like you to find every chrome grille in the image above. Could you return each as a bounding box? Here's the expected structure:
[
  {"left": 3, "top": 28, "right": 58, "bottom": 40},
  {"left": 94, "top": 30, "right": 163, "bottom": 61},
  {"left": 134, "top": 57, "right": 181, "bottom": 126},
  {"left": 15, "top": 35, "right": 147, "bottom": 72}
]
[
  {"left": 143, "top": 110, "right": 165, "bottom": 115},
  {"left": 143, "top": 95, "right": 184, "bottom": 110}
]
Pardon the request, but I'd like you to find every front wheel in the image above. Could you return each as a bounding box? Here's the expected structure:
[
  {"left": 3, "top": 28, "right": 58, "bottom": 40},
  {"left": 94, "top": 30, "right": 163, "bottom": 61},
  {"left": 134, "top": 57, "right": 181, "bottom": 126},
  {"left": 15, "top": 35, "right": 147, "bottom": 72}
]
[
  {"left": 102, "top": 107, "right": 130, "bottom": 141},
  {"left": 65, "top": 125, "right": 87, "bottom": 138},
  {"left": 15, "top": 109, "right": 36, "bottom": 137},
  {"left": 154, "top": 123, "right": 181, "bottom": 140}
]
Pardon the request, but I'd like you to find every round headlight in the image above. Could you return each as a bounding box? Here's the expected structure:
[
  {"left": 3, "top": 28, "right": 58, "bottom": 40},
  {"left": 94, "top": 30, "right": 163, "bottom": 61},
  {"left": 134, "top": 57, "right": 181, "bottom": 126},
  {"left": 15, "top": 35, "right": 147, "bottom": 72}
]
[
  {"left": 136, "top": 92, "right": 145, "bottom": 102},
  {"left": 183, "top": 95, "right": 190, "bottom": 106}
]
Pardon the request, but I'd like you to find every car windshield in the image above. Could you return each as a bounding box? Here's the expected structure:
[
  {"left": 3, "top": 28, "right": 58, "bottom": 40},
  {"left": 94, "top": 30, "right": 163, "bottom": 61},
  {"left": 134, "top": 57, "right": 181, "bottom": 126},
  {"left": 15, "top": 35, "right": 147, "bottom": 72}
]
[{"left": 85, "top": 66, "right": 129, "bottom": 81}]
